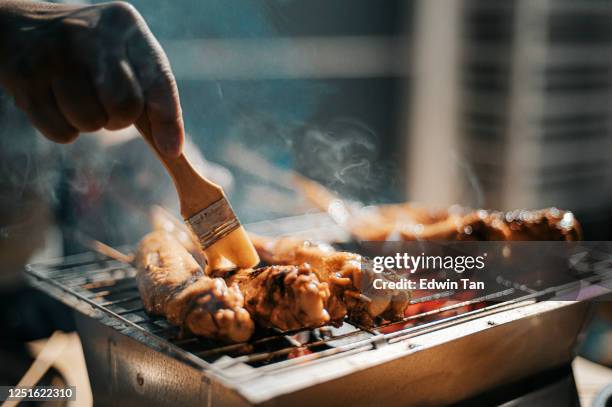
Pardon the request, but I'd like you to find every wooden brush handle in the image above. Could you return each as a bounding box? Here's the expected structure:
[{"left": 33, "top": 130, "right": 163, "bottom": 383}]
[{"left": 136, "top": 122, "right": 224, "bottom": 218}]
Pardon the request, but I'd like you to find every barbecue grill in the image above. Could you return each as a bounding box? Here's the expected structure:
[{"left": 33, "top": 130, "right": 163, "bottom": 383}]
[{"left": 25, "top": 214, "right": 612, "bottom": 407}]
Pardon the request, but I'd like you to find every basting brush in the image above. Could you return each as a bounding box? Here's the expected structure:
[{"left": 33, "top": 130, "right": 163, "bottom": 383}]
[{"left": 136, "top": 123, "right": 259, "bottom": 271}]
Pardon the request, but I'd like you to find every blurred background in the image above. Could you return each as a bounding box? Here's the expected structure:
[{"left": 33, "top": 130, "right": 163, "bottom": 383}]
[
  {"left": 6, "top": 0, "right": 612, "bottom": 249},
  {"left": 1, "top": 0, "right": 612, "bottom": 400}
]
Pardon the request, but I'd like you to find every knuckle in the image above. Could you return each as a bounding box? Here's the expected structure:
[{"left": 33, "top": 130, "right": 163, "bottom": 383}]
[
  {"left": 95, "top": 2, "right": 146, "bottom": 51},
  {"left": 55, "top": 25, "right": 95, "bottom": 67},
  {"left": 57, "top": 20, "right": 93, "bottom": 48},
  {"left": 104, "top": 2, "right": 141, "bottom": 24},
  {"left": 162, "top": 66, "right": 178, "bottom": 88}
]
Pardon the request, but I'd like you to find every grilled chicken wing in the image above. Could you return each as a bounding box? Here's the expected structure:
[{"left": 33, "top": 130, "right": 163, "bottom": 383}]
[
  {"left": 251, "top": 236, "right": 410, "bottom": 327},
  {"left": 134, "top": 231, "right": 254, "bottom": 343},
  {"left": 218, "top": 264, "right": 331, "bottom": 331},
  {"left": 150, "top": 208, "right": 332, "bottom": 331}
]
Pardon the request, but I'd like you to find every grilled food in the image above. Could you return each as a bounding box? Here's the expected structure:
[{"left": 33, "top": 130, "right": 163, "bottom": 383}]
[
  {"left": 294, "top": 176, "right": 581, "bottom": 241},
  {"left": 139, "top": 202, "right": 581, "bottom": 341},
  {"left": 150, "top": 207, "right": 332, "bottom": 331},
  {"left": 251, "top": 236, "right": 410, "bottom": 327},
  {"left": 150, "top": 205, "right": 207, "bottom": 266},
  {"left": 134, "top": 230, "right": 255, "bottom": 342},
  {"left": 348, "top": 205, "right": 581, "bottom": 242},
  {"left": 218, "top": 264, "right": 331, "bottom": 331}
]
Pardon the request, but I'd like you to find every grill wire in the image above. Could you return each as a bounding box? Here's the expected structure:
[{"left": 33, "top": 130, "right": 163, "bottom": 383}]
[{"left": 25, "top": 246, "right": 612, "bottom": 380}]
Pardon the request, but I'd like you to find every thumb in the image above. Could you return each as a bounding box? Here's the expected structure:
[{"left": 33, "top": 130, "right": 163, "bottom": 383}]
[{"left": 136, "top": 111, "right": 183, "bottom": 157}]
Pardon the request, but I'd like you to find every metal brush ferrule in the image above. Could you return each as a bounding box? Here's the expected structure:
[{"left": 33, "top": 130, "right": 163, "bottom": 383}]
[{"left": 185, "top": 198, "right": 240, "bottom": 249}]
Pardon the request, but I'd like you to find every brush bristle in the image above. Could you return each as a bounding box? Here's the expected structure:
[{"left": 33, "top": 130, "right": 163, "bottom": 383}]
[{"left": 202, "top": 226, "right": 260, "bottom": 270}]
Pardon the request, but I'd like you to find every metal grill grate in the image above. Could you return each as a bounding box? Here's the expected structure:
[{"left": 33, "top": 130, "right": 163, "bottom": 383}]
[{"left": 25, "top": 243, "right": 612, "bottom": 382}]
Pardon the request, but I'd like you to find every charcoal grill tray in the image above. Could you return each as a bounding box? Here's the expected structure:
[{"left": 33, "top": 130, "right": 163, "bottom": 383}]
[
  {"left": 25, "top": 251, "right": 526, "bottom": 373},
  {"left": 24, "top": 216, "right": 612, "bottom": 406},
  {"left": 26, "top": 255, "right": 611, "bottom": 407}
]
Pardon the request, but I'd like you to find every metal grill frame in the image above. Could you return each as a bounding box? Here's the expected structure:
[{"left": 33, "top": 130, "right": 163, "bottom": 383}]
[
  {"left": 23, "top": 215, "right": 612, "bottom": 406},
  {"left": 25, "top": 250, "right": 611, "bottom": 384},
  {"left": 24, "top": 252, "right": 525, "bottom": 373}
]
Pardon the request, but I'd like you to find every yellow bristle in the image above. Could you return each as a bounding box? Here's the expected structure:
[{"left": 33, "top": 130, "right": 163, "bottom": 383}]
[{"left": 203, "top": 226, "right": 260, "bottom": 271}]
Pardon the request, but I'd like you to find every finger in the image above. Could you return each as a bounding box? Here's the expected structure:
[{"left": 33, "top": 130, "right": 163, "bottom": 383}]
[
  {"left": 19, "top": 88, "right": 78, "bottom": 143},
  {"left": 52, "top": 73, "right": 108, "bottom": 132},
  {"left": 127, "top": 20, "right": 184, "bottom": 157},
  {"left": 67, "top": 4, "right": 145, "bottom": 131},
  {"left": 93, "top": 56, "right": 144, "bottom": 131},
  {"left": 139, "top": 70, "right": 184, "bottom": 157}
]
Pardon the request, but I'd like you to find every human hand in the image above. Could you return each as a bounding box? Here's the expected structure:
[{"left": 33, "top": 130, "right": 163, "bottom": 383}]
[{"left": 0, "top": 1, "right": 183, "bottom": 156}]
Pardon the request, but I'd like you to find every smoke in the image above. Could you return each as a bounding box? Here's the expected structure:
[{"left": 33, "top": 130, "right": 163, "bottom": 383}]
[
  {"left": 0, "top": 91, "right": 63, "bottom": 211},
  {"left": 293, "top": 117, "right": 391, "bottom": 203},
  {"left": 0, "top": 0, "right": 405, "bottom": 251},
  {"left": 451, "top": 149, "right": 484, "bottom": 209}
]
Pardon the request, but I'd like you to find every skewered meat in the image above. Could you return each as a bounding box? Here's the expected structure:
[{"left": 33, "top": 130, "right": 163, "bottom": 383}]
[
  {"left": 134, "top": 230, "right": 254, "bottom": 343},
  {"left": 372, "top": 206, "right": 582, "bottom": 241},
  {"left": 251, "top": 236, "right": 410, "bottom": 327},
  {"left": 217, "top": 264, "right": 331, "bottom": 331},
  {"left": 494, "top": 208, "right": 581, "bottom": 241},
  {"left": 293, "top": 176, "right": 582, "bottom": 241},
  {"left": 340, "top": 204, "right": 581, "bottom": 241}
]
